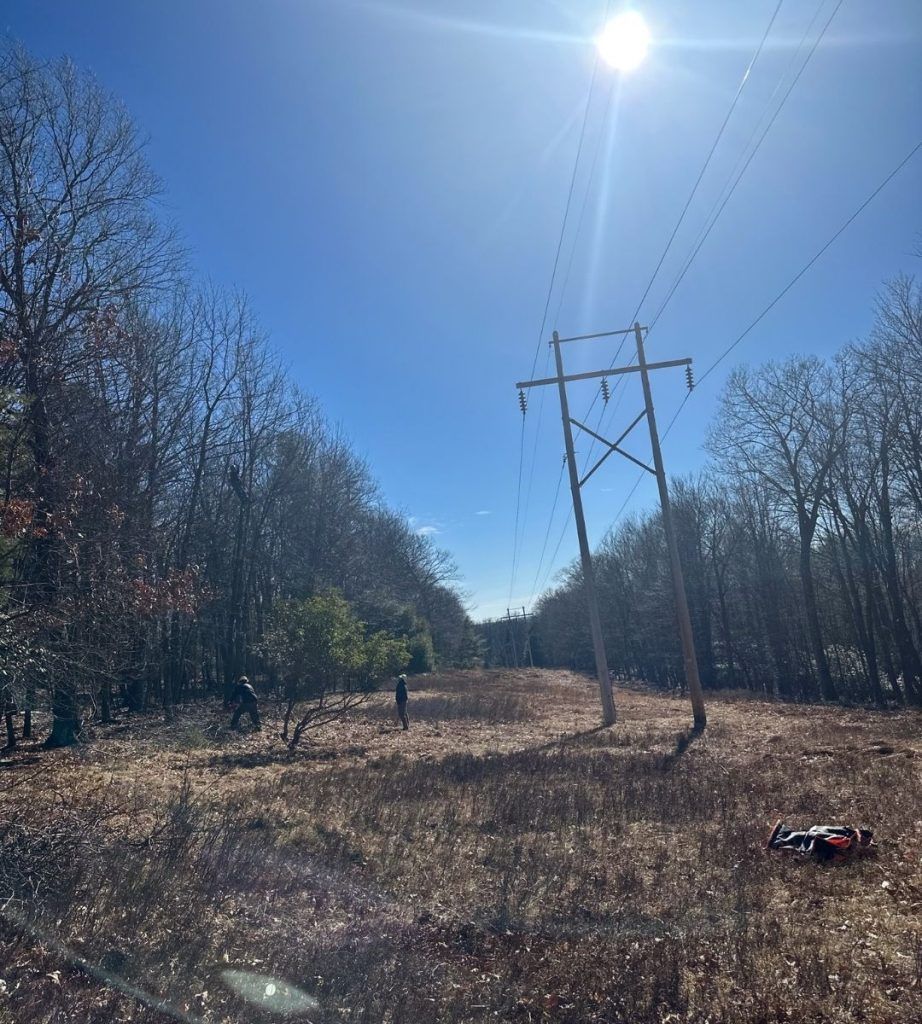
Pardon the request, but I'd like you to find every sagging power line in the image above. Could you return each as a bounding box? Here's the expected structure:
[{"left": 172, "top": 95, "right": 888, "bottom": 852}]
[
  {"left": 605, "top": 134, "right": 922, "bottom": 535},
  {"left": 566, "top": 1, "right": 842, "bottom": 516},
  {"left": 530, "top": 9, "right": 903, "bottom": 599},
  {"left": 508, "top": 0, "right": 616, "bottom": 608}
]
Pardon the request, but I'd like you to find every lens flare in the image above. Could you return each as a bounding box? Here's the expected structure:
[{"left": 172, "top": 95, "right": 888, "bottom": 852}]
[
  {"left": 221, "top": 970, "right": 319, "bottom": 1015},
  {"left": 596, "top": 11, "right": 651, "bottom": 71}
]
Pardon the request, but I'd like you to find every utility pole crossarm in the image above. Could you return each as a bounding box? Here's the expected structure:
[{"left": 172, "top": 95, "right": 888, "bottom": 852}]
[
  {"left": 553, "top": 326, "right": 638, "bottom": 344},
  {"left": 516, "top": 357, "right": 691, "bottom": 390}
]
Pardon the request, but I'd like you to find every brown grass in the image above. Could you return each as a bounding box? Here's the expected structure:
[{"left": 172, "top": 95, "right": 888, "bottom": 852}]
[{"left": 1, "top": 669, "right": 921, "bottom": 1023}]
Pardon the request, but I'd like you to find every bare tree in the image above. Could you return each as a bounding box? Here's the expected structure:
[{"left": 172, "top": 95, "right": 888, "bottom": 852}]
[
  {"left": 0, "top": 44, "right": 473, "bottom": 747},
  {"left": 0, "top": 49, "right": 179, "bottom": 745},
  {"left": 708, "top": 358, "right": 846, "bottom": 700}
]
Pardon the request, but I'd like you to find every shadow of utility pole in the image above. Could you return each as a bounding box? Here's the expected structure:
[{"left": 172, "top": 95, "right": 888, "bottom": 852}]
[{"left": 661, "top": 722, "right": 706, "bottom": 769}]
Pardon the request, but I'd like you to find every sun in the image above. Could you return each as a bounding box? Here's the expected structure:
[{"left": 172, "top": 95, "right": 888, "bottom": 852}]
[{"left": 596, "top": 11, "right": 651, "bottom": 72}]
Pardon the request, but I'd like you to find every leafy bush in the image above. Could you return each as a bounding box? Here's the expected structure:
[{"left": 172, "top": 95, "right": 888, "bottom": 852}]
[{"left": 263, "top": 591, "right": 409, "bottom": 748}]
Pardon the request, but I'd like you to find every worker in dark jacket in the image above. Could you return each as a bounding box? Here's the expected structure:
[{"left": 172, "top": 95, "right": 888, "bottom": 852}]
[
  {"left": 230, "top": 675, "right": 260, "bottom": 731},
  {"left": 395, "top": 674, "right": 409, "bottom": 730}
]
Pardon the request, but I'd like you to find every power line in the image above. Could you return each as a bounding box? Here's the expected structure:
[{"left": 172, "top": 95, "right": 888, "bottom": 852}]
[
  {"left": 649, "top": 0, "right": 829, "bottom": 332},
  {"left": 524, "top": 1, "right": 889, "bottom": 604},
  {"left": 585, "top": 0, "right": 841, "bottom": 475},
  {"left": 648, "top": 0, "right": 843, "bottom": 333},
  {"left": 592, "top": 0, "right": 834, "bottom": 449},
  {"left": 602, "top": 135, "right": 922, "bottom": 536},
  {"left": 535, "top": 507, "right": 573, "bottom": 600},
  {"left": 698, "top": 137, "right": 922, "bottom": 384},
  {"left": 529, "top": 55, "right": 607, "bottom": 380},
  {"left": 508, "top": 107, "right": 593, "bottom": 607},
  {"left": 632, "top": 0, "right": 785, "bottom": 322},
  {"left": 519, "top": 2, "right": 782, "bottom": 604},
  {"left": 522, "top": 79, "right": 623, "bottom": 610},
  {"left": 554, "top": 79, "right": 619, "bottom": 326},
  {"left": 507, "top": 415, "right": 527, "bottom": 605},
  {"left": 513, "top": 346, "right": 554, "bottom": 602},
  {"left": 526, "top": 455, "right": 567, "bottom": 608},
  {"left": 508, "top": 0, "right": 614, "bottom": 605},
  {"left": 575, "top": 0, "right": 787, "bottom": 467}
]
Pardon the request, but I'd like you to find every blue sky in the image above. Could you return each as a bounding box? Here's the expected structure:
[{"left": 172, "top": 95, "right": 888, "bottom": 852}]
[{"left": 3, "top": 0, "right": 920, "bottom": 619}]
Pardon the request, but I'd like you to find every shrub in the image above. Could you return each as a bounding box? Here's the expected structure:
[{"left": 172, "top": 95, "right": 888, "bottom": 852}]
[{"left": 262, "top": 591, "right": 409, "bottom": 748}]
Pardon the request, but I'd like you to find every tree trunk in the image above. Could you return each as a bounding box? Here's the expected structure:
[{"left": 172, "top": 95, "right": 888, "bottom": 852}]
[
  {"left": 713, "top": 564, "right": 737, "bottom": 686},
  {"left": 760, "top": 578, "right": 791, "bottom": 697},
  {"left": 833, "top": 531, "right": 884, "bottom": 705},
  {"left": 100, "top": 681, "right": 113, "bottom": 724},
  {"left": 44, "top": 685, "right": 81, "bottom": 747},
  {"left": 161, "top": 620, "right": 174, "bottom": 722},
  {"left": 878, "top": 453, "right": 922, "bottom": 703},
  {"left": 855, "top": 529, "right": 886, "bottom": 705},
  {"left": 22, "top": 683, "right": 33, "bottom": 738},
  {"left": 799, "top": 535, "right": 836, "bottom": 700}
]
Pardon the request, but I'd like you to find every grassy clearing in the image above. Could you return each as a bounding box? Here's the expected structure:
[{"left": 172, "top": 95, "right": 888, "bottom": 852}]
[{"left": 1, "top": 669, "right": 920, "bottom": 1023}]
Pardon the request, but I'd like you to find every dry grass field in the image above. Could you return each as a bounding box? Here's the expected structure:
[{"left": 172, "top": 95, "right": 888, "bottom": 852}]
[{"left": 1, "top": 669, "right": 920, "bottom": 1023}]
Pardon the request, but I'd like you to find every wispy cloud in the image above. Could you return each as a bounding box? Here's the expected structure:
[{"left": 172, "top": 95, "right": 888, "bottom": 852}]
[
  {"left": 415, "top": 524, "right": 440, "bottom": 537},
  {"left": 475, "top": 510, "right": 492, "bottom": 516}
]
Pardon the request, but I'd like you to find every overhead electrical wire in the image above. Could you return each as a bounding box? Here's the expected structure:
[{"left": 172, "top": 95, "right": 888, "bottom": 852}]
[
  {"left": 529, "top": 0, "right": 789, "bottom": 595},
  {"left": 507, "top": 416, "right": 528, "bottom": 607},
  {"left": 646, "top": 0, "right": 843, "bottom": 334},
  {"left": 535, "top": 505, "right": 574, "bottom": 599},
  {"left": 553, "top": 80, "right": 619, "bottom": 327},
  {"left": 630, "top": 0, "right": 786, "bottom": 325},
  {"left": 531, "top": 0, "right": 895, "bottom": 597},
  {"left": 590, "top": 0, "right": 834, "bottom": 444},
  {"left": 696, "top": 137, "right": 922, "bottom": 385},
  {"left": 583, "top": 0, "right": 841, "bottom": 487},
  {"left": 525, "top": 456, "right": 568, "bottom": 607},
  {"left": 574, "top": 0, "right": 787, "bottom": 450},
  {"left": 605, "top": 135, "right": 922, "bottom": 532},
  {"left": 524, "top": 79, "right": 621, "bottom": 609},
  {"left": 507, "top": 0, "right": 614, "bottom": 607},
  {"left": 519, "top": 0, "right": 891, "bottom": 606}
]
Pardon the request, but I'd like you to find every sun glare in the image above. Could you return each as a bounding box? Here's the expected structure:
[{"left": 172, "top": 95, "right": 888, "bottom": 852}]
[{"left": 596, "top": 11, "right": 650, "bottom": 72}]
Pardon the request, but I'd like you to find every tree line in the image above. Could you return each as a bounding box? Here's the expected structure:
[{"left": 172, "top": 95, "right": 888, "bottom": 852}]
[
  {"left": 0, "top": 46, "right": 474, "bottom": 747},
  {"left": 531, "top": 271, "right": 922, "bottom": 706}
]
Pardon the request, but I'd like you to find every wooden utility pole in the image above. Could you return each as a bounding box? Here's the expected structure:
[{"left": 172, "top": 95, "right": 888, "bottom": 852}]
[
  {"left": 521, "top": 606, "right": 535, "bottom": 668},
  {"left": 516, "top": 323, "right": 706, "bottom": 730},
  {"left": 546, "top": 332, "right": 615, "bottom": 724},
  {"left": 505, "top": 609, "right": 520, "bottom": 669},
  {"left": 633, "top": 323, "right": 706, "bottom": 728}
]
